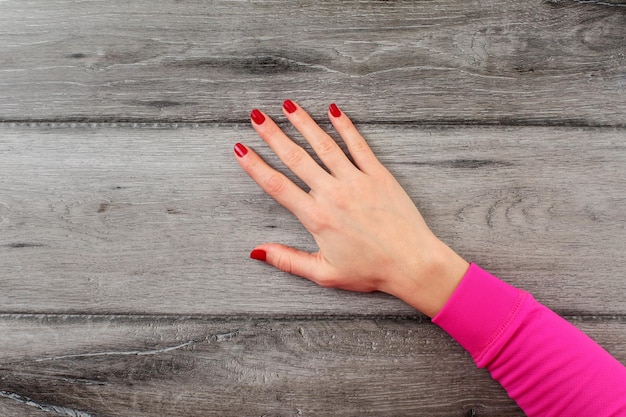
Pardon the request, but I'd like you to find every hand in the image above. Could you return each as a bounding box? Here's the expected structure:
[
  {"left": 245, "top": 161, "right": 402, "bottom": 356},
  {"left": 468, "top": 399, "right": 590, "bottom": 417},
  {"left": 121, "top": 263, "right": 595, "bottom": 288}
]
[{"left": 234, "top": 100, "right": 469, "bottom": 317}]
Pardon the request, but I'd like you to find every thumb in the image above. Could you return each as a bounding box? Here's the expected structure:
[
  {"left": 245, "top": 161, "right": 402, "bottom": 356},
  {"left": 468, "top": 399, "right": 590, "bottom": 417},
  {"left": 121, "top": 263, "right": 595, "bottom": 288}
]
[{"left": 250, "top": 243, "right": 331, "bottom": 286}]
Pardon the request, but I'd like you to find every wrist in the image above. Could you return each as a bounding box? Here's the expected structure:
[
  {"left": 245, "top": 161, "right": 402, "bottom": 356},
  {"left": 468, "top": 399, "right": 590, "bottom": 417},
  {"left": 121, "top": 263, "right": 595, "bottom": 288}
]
[{"left": 391, "top": 240, "right": 469, "bottom": 318}]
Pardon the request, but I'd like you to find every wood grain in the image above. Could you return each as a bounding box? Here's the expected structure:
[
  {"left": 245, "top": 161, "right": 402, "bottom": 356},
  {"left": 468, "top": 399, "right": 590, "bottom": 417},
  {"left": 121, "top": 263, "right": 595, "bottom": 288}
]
[
  {"left": 1, "top": 123, "right": 624, "bottom": 315},
  {"left": 0, "top": 399, "right": 52, "bottom": 417},
  {"left": 1, "top": 0, "right": 624, "bottom": 414},
  {"left": 0, "top": 0, "right": 624, "bottom": 125},
  {"left": 4, "top": 315, "right": 623, "bottom": 417}
]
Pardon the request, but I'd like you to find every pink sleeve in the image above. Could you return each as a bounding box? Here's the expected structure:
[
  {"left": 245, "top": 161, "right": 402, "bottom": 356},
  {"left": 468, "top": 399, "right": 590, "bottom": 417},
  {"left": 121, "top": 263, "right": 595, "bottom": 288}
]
[{"left": 432, "top": 263, "right": 626, "bottom": 416}]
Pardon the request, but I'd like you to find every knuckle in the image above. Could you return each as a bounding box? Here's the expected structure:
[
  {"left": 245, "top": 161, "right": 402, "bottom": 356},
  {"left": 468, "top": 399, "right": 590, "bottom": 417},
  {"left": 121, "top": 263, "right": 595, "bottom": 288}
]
[
  {"left": 304, "top": 206, "right": 331, "bottom": 233},
  {"left": 325, "top": 181, "right": 357, "bottom": 211},
  {"left": 275, "top": 252, "right": 294, "bottom": 275},
  {"left": 316, "top": 137, "right": 336, "bottom": 156},
  {"left": 351, "top": 138, "right": 369, "bottom": 153},
  {"left": 265, "top": 174, "right": 286, "bottom": 195},
  {"left": 332, "top": 193, "right": 351, "bottom": 211},
  {"left": 284, "top": 147, "right": 306, "bottom": 168}
]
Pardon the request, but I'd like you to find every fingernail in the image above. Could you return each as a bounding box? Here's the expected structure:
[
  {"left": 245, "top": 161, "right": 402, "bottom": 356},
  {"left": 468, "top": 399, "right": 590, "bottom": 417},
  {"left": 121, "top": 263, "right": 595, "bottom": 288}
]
[
  {"left": 250, "top": 249, "right": 267, "bottom": 262},
  {"left": 283, "top": 99, "right": 297, "bottom": 114},
  {"left": 234, "top": 143, "right": 248, "bottom": 158},
  {"left": 329, "top": 103, "right": 342, "bottom": 118},
  {"left": 250, "top": 109, "right": 265, "bottom": 125}
]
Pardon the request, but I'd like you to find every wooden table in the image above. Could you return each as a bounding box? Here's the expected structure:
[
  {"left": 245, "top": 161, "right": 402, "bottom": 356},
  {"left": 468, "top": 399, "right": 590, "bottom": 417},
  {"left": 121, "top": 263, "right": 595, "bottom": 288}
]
[{"left": 1, "top": 1, "right": 625, "bottom": 415}]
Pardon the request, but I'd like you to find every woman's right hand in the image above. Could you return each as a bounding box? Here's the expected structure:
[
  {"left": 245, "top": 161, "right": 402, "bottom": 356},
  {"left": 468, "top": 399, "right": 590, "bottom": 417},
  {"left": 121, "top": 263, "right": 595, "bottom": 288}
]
[{"left": 234, "top": 100, "right": 469, "bottom": 317}]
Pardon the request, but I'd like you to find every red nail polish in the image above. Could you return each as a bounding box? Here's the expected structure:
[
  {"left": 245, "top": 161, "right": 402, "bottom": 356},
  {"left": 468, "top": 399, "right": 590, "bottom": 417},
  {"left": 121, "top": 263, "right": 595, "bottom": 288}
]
[
  {"left": 250, "top": 109, "right": 265, "bottom": 125},
  {"left": 250, "top": 249, "right": 267, "bottom": 262},
  {"left": 234, "top": 143, "right": 248, "bottom": 158},
  {"left": 329, "top": 103, "right": 342, "bottom": 118},
  {"left": 283, "top": 99, "right": 297, "bottom": 114}
]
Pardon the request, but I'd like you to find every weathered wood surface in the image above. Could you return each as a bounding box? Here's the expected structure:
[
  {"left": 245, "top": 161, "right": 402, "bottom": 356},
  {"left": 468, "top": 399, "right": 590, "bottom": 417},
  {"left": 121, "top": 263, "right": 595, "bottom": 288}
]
[
  {"left": 1, "top": 315, "right": 623, "bottom": 417},
  {"left": 0, "top": 0, "right": 625, "bottom": 125},
  {"left": 1, "top": 0, "right": 626, "bottom": 415},
  {"left": 0, "top": 400, "right": 51, "bottom": 417},
  {"left": 1, "top": 124, "right": 625, "bottom": 316}
]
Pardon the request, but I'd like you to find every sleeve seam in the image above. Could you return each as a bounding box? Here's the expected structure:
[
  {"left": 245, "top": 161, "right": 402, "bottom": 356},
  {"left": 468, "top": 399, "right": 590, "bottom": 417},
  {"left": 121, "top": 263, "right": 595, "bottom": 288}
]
[{"left": 475, "top": 290, "right": 528, "bottom": 366}]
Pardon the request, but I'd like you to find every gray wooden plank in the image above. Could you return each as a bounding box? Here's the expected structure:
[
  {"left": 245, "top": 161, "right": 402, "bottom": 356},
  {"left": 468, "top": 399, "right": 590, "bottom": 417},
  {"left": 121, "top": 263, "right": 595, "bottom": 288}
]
[
  {"left": 0, "top": 315, "right": 610, "bottom": 417},
  {"left": 1, "top": 123, "right": 624, "bottom": 315},
  {"left": 1, "top": 315, "right": 624, "bottom": 417},
  {"left": 0, "top": 399, "right": 54, "bottom": 417},
  {"left": 0, "top": 0, "right": 624, "bottom": 125}
]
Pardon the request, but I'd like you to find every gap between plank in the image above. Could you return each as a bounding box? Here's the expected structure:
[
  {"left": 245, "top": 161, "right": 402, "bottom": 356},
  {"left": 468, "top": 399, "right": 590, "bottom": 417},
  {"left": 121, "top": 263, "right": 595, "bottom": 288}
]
[
  {"left": 1, "top": 119, "right": 625, "bottom": 129},
  {"left": 0, "top": 313, "right": 624, "bottom": 323}
]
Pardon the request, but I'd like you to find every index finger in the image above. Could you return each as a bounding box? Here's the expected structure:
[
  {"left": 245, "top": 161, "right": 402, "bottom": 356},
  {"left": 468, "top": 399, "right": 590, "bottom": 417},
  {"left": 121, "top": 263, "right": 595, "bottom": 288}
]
[{"left": 234, "top": 142, "right": 315, "bottom": 224}]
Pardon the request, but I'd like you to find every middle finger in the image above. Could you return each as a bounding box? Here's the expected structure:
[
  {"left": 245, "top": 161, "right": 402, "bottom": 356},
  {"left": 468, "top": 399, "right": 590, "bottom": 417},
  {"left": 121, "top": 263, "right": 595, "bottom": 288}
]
[{"left": 282, "top": 100, "right": 354, "bottom": 178}]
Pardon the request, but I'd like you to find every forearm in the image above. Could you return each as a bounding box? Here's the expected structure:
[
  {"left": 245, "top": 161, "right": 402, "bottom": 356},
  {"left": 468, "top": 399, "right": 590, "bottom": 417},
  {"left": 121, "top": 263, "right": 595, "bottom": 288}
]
[{"left": 432, "top": 264, "right": 626, "bottom": 416}]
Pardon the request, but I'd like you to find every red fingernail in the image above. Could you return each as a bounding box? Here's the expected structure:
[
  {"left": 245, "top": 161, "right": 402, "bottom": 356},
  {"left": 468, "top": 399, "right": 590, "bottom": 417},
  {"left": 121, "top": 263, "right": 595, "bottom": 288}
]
[
  {"left": 250, "top": 249, "right": 267, "bottom": 262},
  {"left": 234, "top": 143, "right": 248, "bottom": 158},
  {"left": 329, "top": 103, "right": 341, "bottom": 118},
  {"left": 250, "top": 109, "right": 265, "bottom": 125},
  {"left": 283, "top": 99, "right": 297, "bottom": 114}
]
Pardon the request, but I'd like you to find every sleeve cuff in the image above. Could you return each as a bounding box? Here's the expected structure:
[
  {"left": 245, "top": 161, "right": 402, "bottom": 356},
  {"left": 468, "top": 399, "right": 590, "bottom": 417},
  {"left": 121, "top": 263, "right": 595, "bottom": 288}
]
[{"left": 432, "top": 263, "right": 526, "bottom": 363}]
